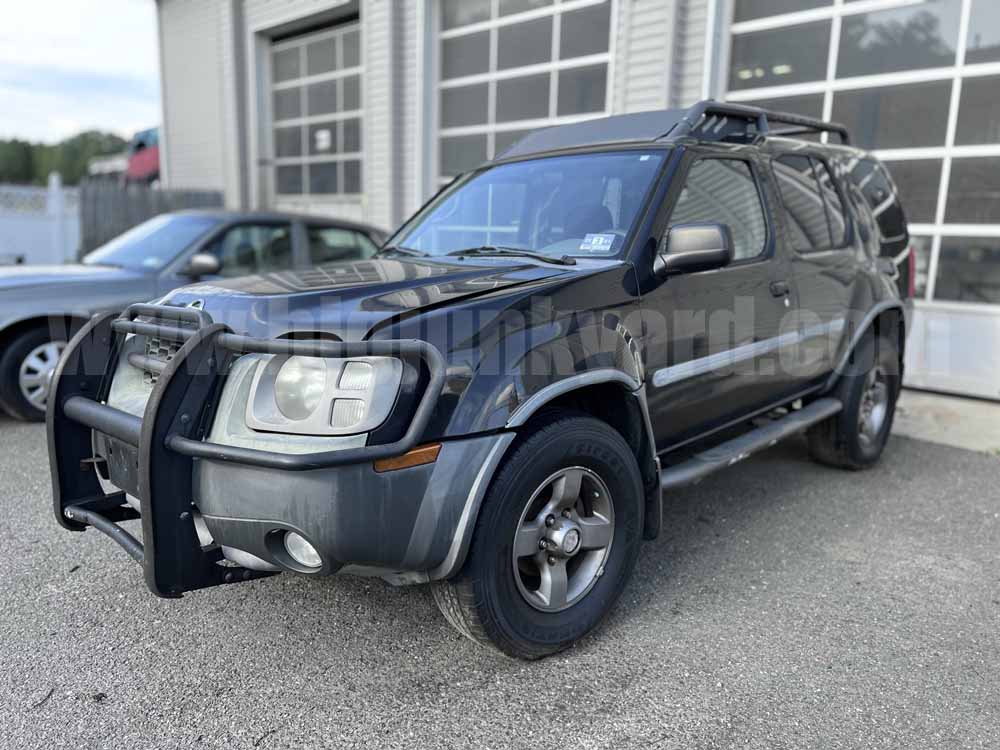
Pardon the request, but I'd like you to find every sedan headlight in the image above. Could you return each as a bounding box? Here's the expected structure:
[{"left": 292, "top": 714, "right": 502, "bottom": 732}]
[{"left": 245, "top": 354, "right": 403, "bottom": 436}]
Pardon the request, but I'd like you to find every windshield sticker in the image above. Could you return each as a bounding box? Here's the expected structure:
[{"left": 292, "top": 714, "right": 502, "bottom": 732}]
[{"left": 579, "top": 233, "right": 615, "bottom": 253}]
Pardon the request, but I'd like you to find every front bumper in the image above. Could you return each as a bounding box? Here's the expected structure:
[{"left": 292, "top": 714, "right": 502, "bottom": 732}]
[{"left": 47, "top": 303, "right": 500, "bottom": 597}]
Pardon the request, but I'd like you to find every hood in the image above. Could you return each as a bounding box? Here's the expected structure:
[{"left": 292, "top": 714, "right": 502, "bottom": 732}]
[
  {"left": 163, "top": 256, "right": 578, "bottom": 340},
  {"left": 0, "top": 263, "right": 145, "bottom": 291}
]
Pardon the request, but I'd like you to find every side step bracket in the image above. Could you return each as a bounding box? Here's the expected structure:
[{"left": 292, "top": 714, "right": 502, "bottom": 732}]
[{"left": 660, "top": 398, "right": 843, "bottom": 491}]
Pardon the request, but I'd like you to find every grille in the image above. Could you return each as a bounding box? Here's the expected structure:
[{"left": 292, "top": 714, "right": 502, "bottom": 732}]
[{"left": 143, "top": 336, "right": 182, "bottom": 385}]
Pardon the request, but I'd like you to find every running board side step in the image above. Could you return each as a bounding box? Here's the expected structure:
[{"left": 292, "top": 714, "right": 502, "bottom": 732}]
[{"left": 660, "top": 398, "right": 843, "bottom": 491}]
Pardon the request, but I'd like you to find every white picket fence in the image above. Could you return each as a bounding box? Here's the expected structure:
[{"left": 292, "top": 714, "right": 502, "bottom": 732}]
[{"left": 0, "top": 174, "right": 81, "bottom": 265}]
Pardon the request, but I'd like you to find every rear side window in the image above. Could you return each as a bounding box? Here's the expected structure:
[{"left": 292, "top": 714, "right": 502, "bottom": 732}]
[
  {"left": 773, "top": 154, "right": 849, "bottom": 251},
  {"left": 850, "top": 158, "right": 908, "bottom": 244},
  {"left": 668, "top": 158, "right": 768, "bottom": 261},
  {"left": 307, "top": 227, "right": 378, "bottom": 265}
]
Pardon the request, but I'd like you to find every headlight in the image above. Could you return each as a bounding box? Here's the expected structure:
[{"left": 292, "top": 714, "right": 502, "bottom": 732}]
[
  {"left": 244, "top": 354, "right": 403, "bottom": 436},
  {"left": 274, "top": 356, "right": 327, "bottom": 420}
]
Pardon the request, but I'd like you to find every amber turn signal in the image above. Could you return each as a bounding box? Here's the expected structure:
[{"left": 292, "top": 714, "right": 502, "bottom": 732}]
[{"left": 373, "top": 443, "right": 441, "bottom": 473}]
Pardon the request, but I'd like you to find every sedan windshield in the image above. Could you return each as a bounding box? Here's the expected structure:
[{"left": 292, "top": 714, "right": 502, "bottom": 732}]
[
  {"left": 392, "top": 150, "right": 666, "bottom": 259},
  {"left": 82, "top": 214, "right": 221, "bottom": 271}
]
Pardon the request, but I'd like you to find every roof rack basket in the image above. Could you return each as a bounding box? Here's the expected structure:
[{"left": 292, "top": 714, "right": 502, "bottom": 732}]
[{"left": 669, "top": 100, "right": 851, "bottom": 145}]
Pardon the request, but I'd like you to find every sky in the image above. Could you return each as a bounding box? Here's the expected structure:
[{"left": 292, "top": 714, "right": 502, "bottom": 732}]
[{"left": 0, "top": 0, "right": 160, "bottom": 144}]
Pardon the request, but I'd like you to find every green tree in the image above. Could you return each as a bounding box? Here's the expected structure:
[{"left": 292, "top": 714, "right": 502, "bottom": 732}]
[{"left": 0, "top": 130, "right": 129, "bottom": 186}]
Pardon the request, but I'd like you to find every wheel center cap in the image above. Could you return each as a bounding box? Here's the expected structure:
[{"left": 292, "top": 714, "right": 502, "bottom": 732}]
[
  {"left": 546, "top": 521, "right": 582, "bottom": 557},
  {"left": 562, "top": 528, "right": 581, "bottom": 555}
]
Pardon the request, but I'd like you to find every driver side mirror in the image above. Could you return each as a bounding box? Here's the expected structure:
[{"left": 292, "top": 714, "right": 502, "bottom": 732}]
[
  {"left": 182, "top": 252, "right": 221, "bottom": 278},
  {"left": 654, "top": 223, "right": 734, "bottom": 277}
]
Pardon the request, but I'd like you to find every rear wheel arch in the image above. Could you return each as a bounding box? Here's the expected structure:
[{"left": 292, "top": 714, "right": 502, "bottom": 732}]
[{"left": 825, "top": 301, "right": 905, "bottom": 393}]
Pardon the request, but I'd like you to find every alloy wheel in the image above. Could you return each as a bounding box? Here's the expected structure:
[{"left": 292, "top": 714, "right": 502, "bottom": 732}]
[{"left": 511, "top": 466, "right": 615, "bottom": 612}]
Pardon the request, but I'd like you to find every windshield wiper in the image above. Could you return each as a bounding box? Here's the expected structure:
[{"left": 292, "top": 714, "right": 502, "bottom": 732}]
[
  {"left": 446, "top": 246, "right": 576, "bottom": 266},
  {"left": 376, "top": 244, "right": 427, "bottom": 257}
]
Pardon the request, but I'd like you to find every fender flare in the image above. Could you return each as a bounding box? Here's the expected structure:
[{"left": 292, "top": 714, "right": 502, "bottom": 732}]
[
  {"left": 428, "top": 369, "right": 659, "bottom": 581},
  {"left": 823, "top": 300, "right": 905, "bottom": 393}
]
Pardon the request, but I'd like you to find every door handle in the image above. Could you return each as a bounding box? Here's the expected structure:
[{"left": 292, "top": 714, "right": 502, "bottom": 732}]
[{"left": 770, "top": 280, "right": 790, "bottom": 298}]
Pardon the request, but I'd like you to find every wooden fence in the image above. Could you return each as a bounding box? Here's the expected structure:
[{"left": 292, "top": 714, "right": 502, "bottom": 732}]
[{"left": 79, "top": 181, "right": 224, "bottom": 254}]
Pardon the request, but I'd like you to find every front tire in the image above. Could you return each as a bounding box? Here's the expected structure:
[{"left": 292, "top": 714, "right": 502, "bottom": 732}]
[
  {"left": 0, "top": 326, "right": 67, "bottom": 422},
  {"left": 807, "top": 332, "right": 900, "bottom": 470},
  {"left": 432, "top": 413, "right": 643, "bottom": 659}
]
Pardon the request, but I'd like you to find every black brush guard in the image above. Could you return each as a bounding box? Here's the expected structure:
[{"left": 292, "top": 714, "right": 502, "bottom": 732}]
[{"left": 47, "top": 303, "right": 446, "bottom": 597}]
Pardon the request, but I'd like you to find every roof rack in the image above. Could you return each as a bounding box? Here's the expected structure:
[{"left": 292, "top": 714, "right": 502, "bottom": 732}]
[{"left": 666, "top": 100, "right": 851, "bottom": 145}]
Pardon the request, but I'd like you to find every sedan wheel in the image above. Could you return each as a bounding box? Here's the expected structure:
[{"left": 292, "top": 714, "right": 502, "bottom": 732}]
[{"left": 18, "top": 340, "right": 66, "bottom": 412}]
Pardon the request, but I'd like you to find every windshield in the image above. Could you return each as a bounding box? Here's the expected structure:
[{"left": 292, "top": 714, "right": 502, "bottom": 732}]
[
  {"left": 392, "top": 150, "right": 666, "bottom": 259},
  {"left": 82, "top": 214, "right": 221, "bottom": 271}
]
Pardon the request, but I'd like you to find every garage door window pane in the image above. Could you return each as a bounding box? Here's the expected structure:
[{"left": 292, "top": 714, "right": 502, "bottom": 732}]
[
  {"left": 494, "top": 129, "right": 533, "bottom": 156},
  {"left": 499, "top": 0, "right": 552, "bottom": 16},
  {"left": 497, "top": 74, "right": 550, "bottom": 122},
  {"left": 342, "top": 75, "right": 360, "bottom": 111},
  {"left": 955, "top": 76, "right": 1000, "bottom": 145},
  {"left": 306, "top": 38, "right": 336, "bottom": 76},
  {"left": 498, "top": 17, "right": 552, "bottom": 70},
  {"left": 837, "top": 0, "right": 961, "bottom": 78},
  {"left": 343, "top": 160, "right": 362, "bottom": 193},
  {"left": 307, "top": 80, "right": 338, "bottom": 116},
  {"left": 273, "top": 89, "right": 301, "bottom": 121},
  {"left": 310, "top": 162, "right": 339, "bottom": 195},
  {"left": 276, "top": 165, "right": 303, "bottom": 195},
  {"left": 272, "top": 47, "right": 300, "bottom": 83},
  {"left": 729, "top": 21, "right": 830, "bottom": 91},
  {"left": 832, "top": 81, "right": 951, "bottom": 150},
  {"left": 745, "top": 94, "right": 824, "bottom": 119},
  {"left": 275, "top": 126, "right": 302, "bottom": 157},
  {"left": 441, "top": 84, "right": 489, "bottom": 128},
  {"left": 440, "top": 134, "right": 488, "bottom": 177},
  {"left": 442, "top": 0, "right": 490, "bottom": 29},
  {"left": 308, "top": 122, "right": 338, "bottom": 155},
  {"left": 885, "top": 160, "right": 941, "bottom": 224},
  {"left": 442, "top": 32, "right": 490, "bottom": 79},
  {"left": 557, "top": 64, "right": 606, "bottom": 116},
  {"left": 341, "top": 118, "right": 361, "bottom": 153},
  {"left": 560, "top": 2, "right": 611, "bottom": 60},
  {"left": 934, "top": 238, "right": 1000, "bottom": 304},
  {"left": 734, "top": 0, "right": 828, "bottom": 23},
  {"left": 946, "top": 158, "right": 1000, "bottom": 223},
  {"left": 966, "top": 0, "right": 1000, "bottom": 64},
  {"left": 342, "top": 29, "right": 360, "bottom": 68}
]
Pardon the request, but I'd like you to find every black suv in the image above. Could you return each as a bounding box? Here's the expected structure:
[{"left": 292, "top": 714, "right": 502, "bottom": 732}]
[{"left": 48, "top": 102, "right": 911, "bottom": 660}]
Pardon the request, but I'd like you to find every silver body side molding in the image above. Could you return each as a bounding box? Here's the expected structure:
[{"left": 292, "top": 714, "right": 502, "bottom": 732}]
[{"left": 652, "top": 318, "right": 845, "bottom": 389}]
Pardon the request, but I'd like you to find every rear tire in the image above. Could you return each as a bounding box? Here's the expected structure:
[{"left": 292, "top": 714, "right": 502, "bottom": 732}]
[
  {"left": 807, "top": 332, "right": 900, "bottom": 470},
  {"left": 432, "top": 413, "right": 643, "bottom": 659},
  {"left": 0, "top": 326, "right": 67, "bottom": 422}
]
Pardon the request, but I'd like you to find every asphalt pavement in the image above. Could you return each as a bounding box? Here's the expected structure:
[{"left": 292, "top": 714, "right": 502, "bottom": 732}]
[{"left": 2, "top": 415, "right": 998, "bottom": 749}]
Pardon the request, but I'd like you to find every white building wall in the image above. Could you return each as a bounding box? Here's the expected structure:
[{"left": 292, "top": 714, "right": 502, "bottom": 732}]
[
  {"left": 157, "top": 0, "right": 716, "bottom": 227},
  {"left": 671, "top": 0, "right": 712, "bottom": 107},
  {"left": 157, "top": 0, "right": 229, "bottom": 193},
  {"left": 612, "top": 0, "right": 675, "bottom": 114}
]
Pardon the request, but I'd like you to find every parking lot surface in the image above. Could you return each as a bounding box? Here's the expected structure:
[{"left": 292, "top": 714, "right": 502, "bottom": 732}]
[{"left": 2, "top": 416, "right": 998, "bottom": 749}]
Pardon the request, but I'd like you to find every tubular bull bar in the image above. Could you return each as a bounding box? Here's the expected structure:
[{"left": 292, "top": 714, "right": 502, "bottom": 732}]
[{"left": 47, "top": 303, "right": 446, "bottom": 597}]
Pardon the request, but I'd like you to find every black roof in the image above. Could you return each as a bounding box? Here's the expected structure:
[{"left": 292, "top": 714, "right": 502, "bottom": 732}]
[{"left": 495, "top": 100, "right": 854, "bottom": 161}]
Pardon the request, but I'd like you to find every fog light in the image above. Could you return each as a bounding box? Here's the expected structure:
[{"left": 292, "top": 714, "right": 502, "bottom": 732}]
[{"left": 284, "top": 531, "right": 322, "bottom": 568}]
